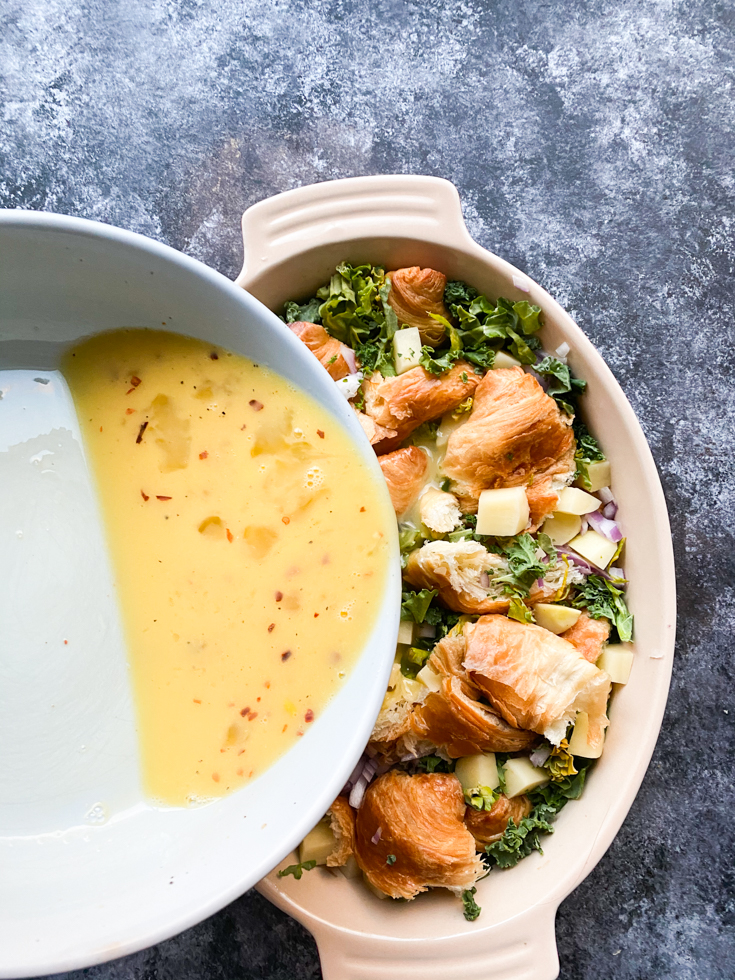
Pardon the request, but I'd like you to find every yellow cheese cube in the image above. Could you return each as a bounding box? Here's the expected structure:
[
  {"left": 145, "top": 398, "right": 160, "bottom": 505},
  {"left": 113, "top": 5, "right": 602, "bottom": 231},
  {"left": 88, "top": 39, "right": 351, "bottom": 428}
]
[
  {"left": 576, "top": 459, "right": 611, "bottom": 493},
  {"left": 339, "top": 855, "right": 362, "bottom": 879},
  {"left": 416, "top": 664, "right": 442, "bottom": 693},
  {"left": 568, "top": 529, "right": 617, "bottom": 569},
  {"left": 363, "top": 873, "right": 390, "bottom": 899},
  {"left": 555, "top": 487, "right": 601, "bottom": 515},
  {"left": 455, "top": 753, "right": 500, "bottom": 793},
  {"left": 298, "top": 820, "right": 337, "bottom": 866},
  {"left": 476, "top": 486, "right": 529, "bottom": 536},
  {"left": 533, "top": 603, "right": 581, "bottom": 634},
  {"left": 541, "top": 511, "right": 582, "bottom": 545},
  {"left": 567, "top": 711, "right": 604, "bottom": 759},
  {"left": 596, "top": 644, "right": 634, "bottom": 684},
  {"left": 393, "top": 327, "right": 423, "bottom": 375},
  {"left": 492, "top": 351, "right": 522, "bottom": 369},
  {"left": 502, "top": 756, "right": 550, "bottom": 797}
]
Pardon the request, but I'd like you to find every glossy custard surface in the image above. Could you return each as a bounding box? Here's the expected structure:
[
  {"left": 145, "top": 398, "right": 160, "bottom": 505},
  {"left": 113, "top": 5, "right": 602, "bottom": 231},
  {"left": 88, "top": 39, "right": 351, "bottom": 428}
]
[{"left": 63, "top": 330, "right": 392, "bottom": 806}]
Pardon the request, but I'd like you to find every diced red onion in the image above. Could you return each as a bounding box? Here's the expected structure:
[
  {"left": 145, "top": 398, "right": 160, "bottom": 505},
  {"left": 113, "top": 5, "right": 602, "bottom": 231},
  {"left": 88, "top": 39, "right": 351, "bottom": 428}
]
[
  {"left": 557, "top": 546, "right": 595, "bottom": 575},
  {"left": 371, "top": 826, "right": 383, "bottom": 844},
  {"left": 580, "top": 517, "right": 588, "bottom": 535},
  {"left": 512, "top": 274, "right": 530, "bottom": 293},
  {"left": 341, "top": 345, "right": 357, "bottom": 375},
  {"left": 536, "top": 577, "right": 544, "bottom": 588},
  {"left": 555, "top": 342, "right": 570, "bottom": 360},
  {"left": 602, "top": 500, "right": 618, "bottom": 520},
  {"left": 586, "top": 510, "right": 623, "bottom": 543},
  {"left": 609, "top": 566, "right": 626, "bottom": 580},
  {"left": 597, "top": 487, "right": 615, "bottom": 506},
  {"left": 530, "top": 744, "right": 552, "bottom": 767},
  {"left": 479, "top": 571, "right": 490, "bottom": 588},
  {"left": 349, "top": 778, "right": 368, "bottom": 809}
]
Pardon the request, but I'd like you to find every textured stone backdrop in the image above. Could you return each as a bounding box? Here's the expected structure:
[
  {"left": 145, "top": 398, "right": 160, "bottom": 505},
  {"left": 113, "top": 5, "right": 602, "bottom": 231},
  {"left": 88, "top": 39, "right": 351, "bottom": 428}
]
[{"left": 2, "top": 0, "right": 733, "bottom": 977}]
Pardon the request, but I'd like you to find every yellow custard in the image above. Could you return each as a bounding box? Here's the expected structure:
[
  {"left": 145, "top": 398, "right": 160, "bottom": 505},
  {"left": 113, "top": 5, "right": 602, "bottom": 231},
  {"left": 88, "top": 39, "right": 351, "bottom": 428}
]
[{"left": 62, "top": 329, "right": 393, "bottom": 806}]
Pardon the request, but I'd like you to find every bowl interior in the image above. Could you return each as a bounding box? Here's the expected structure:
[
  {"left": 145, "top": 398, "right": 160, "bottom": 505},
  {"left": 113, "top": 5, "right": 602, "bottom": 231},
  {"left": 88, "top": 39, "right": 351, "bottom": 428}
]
[{"left": 0, "top": 214, "right": 400, "bottom": 977}]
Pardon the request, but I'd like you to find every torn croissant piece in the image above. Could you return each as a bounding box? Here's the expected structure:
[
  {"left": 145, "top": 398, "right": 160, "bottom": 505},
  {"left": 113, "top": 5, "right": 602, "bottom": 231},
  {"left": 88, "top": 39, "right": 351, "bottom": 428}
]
[
  {"left": 526, "top": 480, "right": 562, "bottom": 530},
  {"left": 562, "top": 612, "right": 611, "bottom": 663},
  {"left": 363, "top": 362, "right": 480, "bottom": 453},
  {"left": 464, "top": 794, "right": 533, "bottom": 850},
  {"left": 325, "top": 796, "right": 356, "bottom": 867},
  {"left": 387, "top": 267, "right": 451, "bottom": 347},
  {"left": 355, "top": 411, "right": 398, "bottom": 449},
  {"left": 404, "top": 539, "right": 511, "bottom": 615},
  {"left": 442, "top": 367, "right": 576, "bottom": 511},
  {"left": 411, "top": 674, "right": 538, "bottom": 757},
  {"left": 354, "top": 770, "right": 485, "bottom": 899},
  {"left": 378, "top": 446, "right": 428, "bottom": 516},
  {"left": 463, "top": 615, "right": 612, "bottom": 750},
  {"left": 368, "top": 665, "right": 433, "bottom": 765},
  {"left": 419, "top": 487, "right": 462, "bottom": 534},
  {"left": 428, "top": 632, "right": 482, "bottom": 701},
  {"left": 288, "top": 321, "right": 354, "bottom": 380}
]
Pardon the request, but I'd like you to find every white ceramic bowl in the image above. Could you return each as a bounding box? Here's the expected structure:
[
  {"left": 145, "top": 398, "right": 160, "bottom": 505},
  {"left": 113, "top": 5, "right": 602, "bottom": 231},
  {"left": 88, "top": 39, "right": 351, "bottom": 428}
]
[
  {"left": 0, "top": 211, "right": 400, "bottom": 978},
  {"left": 237, "top": 176, "right": 677, "bottom": 980}
]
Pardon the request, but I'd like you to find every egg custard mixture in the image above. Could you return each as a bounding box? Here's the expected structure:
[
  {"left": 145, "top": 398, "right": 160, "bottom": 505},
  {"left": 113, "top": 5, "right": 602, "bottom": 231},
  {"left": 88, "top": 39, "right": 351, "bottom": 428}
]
[{"left": 62, "top": 329, "right": 393, "bottom": 807}]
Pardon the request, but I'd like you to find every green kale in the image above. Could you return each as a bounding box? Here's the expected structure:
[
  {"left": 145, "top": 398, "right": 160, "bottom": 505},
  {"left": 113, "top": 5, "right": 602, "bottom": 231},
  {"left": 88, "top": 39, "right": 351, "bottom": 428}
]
[
  {"left": 534, "top": 356, "right": 587, "bottom": 416},
  {"left": 465, "top": 785, "right": 501, "bottom": 811},
  {"left": 507, "top": 596, "right": 534, "bottom": 624},
  {"left": 415, "top": 754, "right": 455, "bottom": 774},
  {"left": 461, "top": 346, "right": 496, "bottom": 371},
  {"left": 398, "top": 527, "right": 423, "bottom": 569},
  {"left": 573, "top": 421, "right": 607, "bottom": 488},
  {"left": 406, "top": 646, "right": 431, "bottom": 667},
  {"left": 282, "top": 297, "right": 322, "bottom": 325},
  {"left": 386, "top": 854, "right": 397, "bottom": 865},
  {"left": 496, "top": 533, "right": 555, "bottom": 595},
  {"left": 401, "top": 588, "right": 438, "bottom": 623},
  {"left": 419, "top": 345, "right": 463, "bottom": 376},
  {"left": 570, "top": 575, "right": 633, "bottom": 642},
  {"left": 461, "top": 887, "right": 482, "bottom": 921},
  {"left": 422, "top": 602, "right": 461, "bottom": 639},
  {"left": 444, "top": 280, "right": 478, "bottom": 309},
  {"left": 278, "top": 860, "right": 317, "bottom": 880}
]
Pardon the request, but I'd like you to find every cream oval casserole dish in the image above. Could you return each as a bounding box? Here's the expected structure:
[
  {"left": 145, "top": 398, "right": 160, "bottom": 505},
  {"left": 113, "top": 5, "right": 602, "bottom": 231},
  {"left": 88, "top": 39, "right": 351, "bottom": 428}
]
[{"left": 236, "top": 175, "right": 676, "bottom": 980}]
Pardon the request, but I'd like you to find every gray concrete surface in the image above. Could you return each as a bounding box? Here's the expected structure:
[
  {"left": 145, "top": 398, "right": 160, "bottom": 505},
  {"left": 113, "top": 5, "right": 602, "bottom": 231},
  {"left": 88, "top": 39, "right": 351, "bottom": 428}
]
[{"left": 2, "top": 0, "right": 733, "bottom": 976}]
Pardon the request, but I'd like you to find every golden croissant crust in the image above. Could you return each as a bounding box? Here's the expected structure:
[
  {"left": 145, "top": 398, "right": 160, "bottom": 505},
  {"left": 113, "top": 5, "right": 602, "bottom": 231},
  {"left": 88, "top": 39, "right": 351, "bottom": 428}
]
[
  {"left": 464, "top": 794, "right": 533, "bottom": 850},
  {"left": 354, "top": 770, "right": 484, "bottom": 899},
  {"left": 562, "top": 611, "right": 611, "bottom": 662},
  {"left": 442, "top": 367, "right": 575, "bottom": 511},
  {"left": 288, "top": 321, "right": 353, "bottom": 380},
  {"left": 326, "top": 796, "right": 356, "bottom": 867},
  {"left": 463, "top": 615, "right": 611, "bottom": 749},
  {"left": 387, "top": 267, "right": 451, "bottom": 347},
  {"left": 363, "top": 363, "right": 480, "bottom": 453},
  {"left": 355, "top": 411, "right": 398, "bottom": 449},
  {"left": 378, "top": 446, "right": 428, "bottom": 516},
  {"left": 404, "top": 539, "right": 512, "bottom": 615}
]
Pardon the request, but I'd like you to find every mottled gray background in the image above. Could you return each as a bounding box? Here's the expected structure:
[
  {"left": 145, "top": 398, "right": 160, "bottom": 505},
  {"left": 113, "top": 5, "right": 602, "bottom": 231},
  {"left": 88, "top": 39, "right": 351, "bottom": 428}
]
[{"left": 2, "top": 0, "right": 734, "bottom": 977}]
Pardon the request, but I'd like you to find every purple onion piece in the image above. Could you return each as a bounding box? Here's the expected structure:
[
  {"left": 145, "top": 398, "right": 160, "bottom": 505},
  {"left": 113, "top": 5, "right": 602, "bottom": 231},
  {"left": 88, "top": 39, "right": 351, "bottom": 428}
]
[
  {"left": 586, "top": 510, "right": 623, "bottom": 543},
  {"left": 349, "top": 778, "right": 367, "bottom": 809},
  {"left": 342, "top": 345, "right": 357, "bottom": 375},
  {"left": 371, "top": 826, "right": 383, "bottom": 844},
  {"left": 530, "top": 744, "right": 552, "bottom": 767},
  {"left": 602, "top": 500, "right": 618, "bottom": 520},
  {"left": 597, "top": 486, "right": 615, "bottom": 505},
  {"left": 580, "top": 517, "right": 588, "bottom": 535},
  {"left": 479, "top": 571, "right": 490, "bottom": 589}
]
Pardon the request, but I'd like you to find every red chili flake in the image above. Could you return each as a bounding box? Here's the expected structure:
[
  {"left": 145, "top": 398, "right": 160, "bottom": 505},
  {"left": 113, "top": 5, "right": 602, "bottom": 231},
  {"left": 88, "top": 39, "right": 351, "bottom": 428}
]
[
  {"left": 296, "top": 731, "right": 304, "bottom": 737},
  {"left": 199, "top": 450, "right": 208, "bottom": 459},
  {"left": 63, "top": 639, "right": 68, "bottom": 645},
  {"left": 281, "top": 650, "right": 292, "bottom": 662},
  {"left": 317, "top": 429, "right": 325, "bottom": 439},
  {"left": 193, "top": 699, "right": 201, "bottom": 704},
  {"left": 99, "top": 426, "right": 103, "bottom": 432},
  {"left": 236, "top": 768, "right": 244, "bottom": 776},
  {"left": 282, "top": 516, "right": 290, "bottom": 525},
  {"left": 248, "top": 711, "right": 258, "bottom": 721},
  {"left": 314, "top": 613, "right": 319, "bottom": 618},
  {"left": 226, "top": 528, "right": 233, "bottom": 543},
  {"left": 126, "top": 388, "right": 135, "bottom": 395},
  {"left": 156, "top": 495, "right": 172, "bottom": 501},
  {"left": 126, "top": 407, "right": 135, "bottom": 415},
  {"left": 305, "top": 709, "right": 314, "bottom": 723},
  {"left": 238, "top": 749, "right": 246, "bottom": 755},
  {"left": 141, "top": 490, "right": 149, "bottom": 501},
  {"left": 136, "top": 421, "right": 148, "bottom": 443},
  {"left": 264, "top": 680, "right": 271, "bottom": 689},
  {"left": 240, "top": 707, "right": 250, "bottom": 717},
  {"left": 256, "top": 696, "right": 261, "bottom": 702},
  {"left": 268, "top": 623, "right": 275, "bottom": 632},
  {"left": 249, "top": 399, "right": 264, "bottom": 411},
  {"left": 275, "top": 591, "right": 283, "bottom": 602},
  {"left": 209, "top": 352, "right": 219, "bottom": 360},
  {"left": 282, "top": 724, "right": 288, "bottom": 733},
  {"left": 360, "top": 506, "right": 366, "bottom": 512},
  {"left": 212, "top": 773, "right": 220, "bottom": 783},
  {"left": 130, "top": 376, "right": 142, "bottom": 388},
  {"left": 240, "top": 424, "right": 247, "bottom": 431}
]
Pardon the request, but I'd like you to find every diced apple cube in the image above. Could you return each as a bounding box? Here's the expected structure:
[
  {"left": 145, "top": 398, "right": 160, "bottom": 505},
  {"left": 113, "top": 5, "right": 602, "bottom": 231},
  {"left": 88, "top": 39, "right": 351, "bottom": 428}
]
[
  {"left": 568, "top": 529, "right": 617, "bottom": 569},
  {"left": 502, "top": 756, "right": 550, "bottom": 798},
  {"left": 416, "top": 664, "right": 442, "bottom": 693},
  {"left": 476, "top": 486, "right": 529, "bottom": 536},
  {"left": 397, "top": 620, "right": 415, "bottom": 645},
  {"left": 541, "top": 511, "right": 582, "bottom": 545},
  {"left": 399, "top": 676, "right": 425, "bottom": 704},
  {"left": 339, "top": 855, "right": 362, "bottom": 879},
  {"left": 533, "top": 603, "right": 581, "bottom": 635},
  {"left": 492, "top": 351, "right": 522, "bottom": 369},
  {"left": 555, "top": 487, "right": 601, "bottom": 516},
  {"left": 596, "top": 644, "right": 634, "bottom": 684},
  {"left": 393, "top": 327, "right": 423, "bottom": 375},
  {"left": 567, "top": 711, "right": 604, "bottom": 759},
  {"left": 576, "top": 460, "right": 611, "bottom": 493},
  {"left": 455, "top": 753, "right": 500, "bottom": 794},
  {"left": 299, "top": 820, "right": 337, "bottom": 866}
]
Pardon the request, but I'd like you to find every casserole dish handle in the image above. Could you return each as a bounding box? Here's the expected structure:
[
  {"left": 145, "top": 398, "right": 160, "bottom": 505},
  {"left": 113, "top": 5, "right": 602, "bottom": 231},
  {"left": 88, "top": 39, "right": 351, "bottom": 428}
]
[
  {"left": 235, "top": 174, "right": 478, "bottom": 290},
  {"left": 311, "top": 902, "right": 560, "bottom": 980}
]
